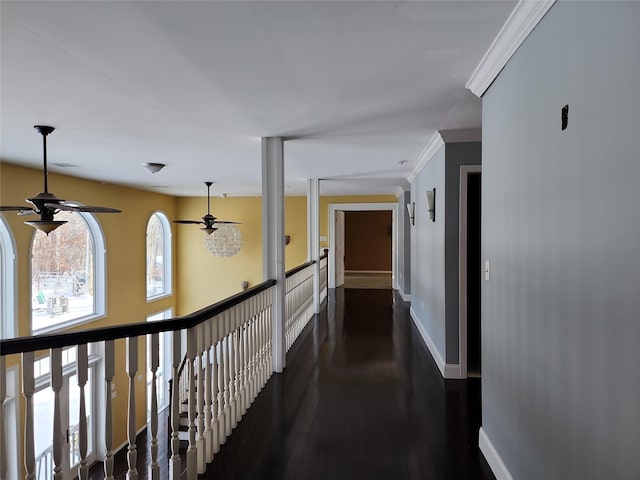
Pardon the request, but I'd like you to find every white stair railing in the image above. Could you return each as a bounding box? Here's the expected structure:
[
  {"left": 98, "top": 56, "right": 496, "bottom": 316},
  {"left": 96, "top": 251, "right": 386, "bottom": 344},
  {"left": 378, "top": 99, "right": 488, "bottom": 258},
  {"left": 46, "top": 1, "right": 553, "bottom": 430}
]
[{"left": 1, "top": 252, "right": 328, "bottom": 480}]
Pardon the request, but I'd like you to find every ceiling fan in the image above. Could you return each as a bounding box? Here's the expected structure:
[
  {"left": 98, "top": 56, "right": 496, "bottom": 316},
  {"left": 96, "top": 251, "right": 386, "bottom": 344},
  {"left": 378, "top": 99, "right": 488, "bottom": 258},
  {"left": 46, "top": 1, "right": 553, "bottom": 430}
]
[
  {"left": 173, "top": 181, "right": 239, "bottom": 235},
  {"left": 0, "top": 125, "right": 121, "bottom": 234}
]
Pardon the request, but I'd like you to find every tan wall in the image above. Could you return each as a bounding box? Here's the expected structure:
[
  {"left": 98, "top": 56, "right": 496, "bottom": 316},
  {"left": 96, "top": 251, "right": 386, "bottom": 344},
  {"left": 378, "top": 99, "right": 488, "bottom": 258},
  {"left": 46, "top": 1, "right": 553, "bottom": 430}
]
[
  {"left": 344, "top": 210, "right": 392, "bottom": 271},
  {"left": 1, "top": 162, "right": 178, "bottom": 462},
  {"left": 0, "top": 161, "right": 398, "bottom": 472},
  {"left": 175, "top": 196, "right": 308, "bottom": 315}
]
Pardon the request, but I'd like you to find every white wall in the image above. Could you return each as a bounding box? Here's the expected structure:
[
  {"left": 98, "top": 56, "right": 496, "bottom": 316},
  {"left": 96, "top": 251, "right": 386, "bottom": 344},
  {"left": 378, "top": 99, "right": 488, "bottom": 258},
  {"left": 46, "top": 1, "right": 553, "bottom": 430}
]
[{"left": 481, "top": 3, "right": 640, "bottom": 478}]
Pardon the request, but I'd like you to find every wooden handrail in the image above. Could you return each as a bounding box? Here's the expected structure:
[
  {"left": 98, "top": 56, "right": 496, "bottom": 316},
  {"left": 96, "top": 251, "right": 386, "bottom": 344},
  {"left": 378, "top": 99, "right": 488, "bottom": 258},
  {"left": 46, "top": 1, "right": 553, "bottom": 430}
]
[
  {"left": 0, "top": 278, "right": 276, "bottom": 356},
  {"left": 285, "top": 261, "right": 314, "bottom": 278}
]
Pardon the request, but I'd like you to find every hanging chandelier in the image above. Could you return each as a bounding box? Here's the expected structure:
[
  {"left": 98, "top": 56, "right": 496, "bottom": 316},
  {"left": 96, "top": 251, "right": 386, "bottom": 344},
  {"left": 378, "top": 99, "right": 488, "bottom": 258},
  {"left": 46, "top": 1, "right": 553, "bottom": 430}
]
[{"left": 205, "top": 224, "right": 243, "bottom": 257}]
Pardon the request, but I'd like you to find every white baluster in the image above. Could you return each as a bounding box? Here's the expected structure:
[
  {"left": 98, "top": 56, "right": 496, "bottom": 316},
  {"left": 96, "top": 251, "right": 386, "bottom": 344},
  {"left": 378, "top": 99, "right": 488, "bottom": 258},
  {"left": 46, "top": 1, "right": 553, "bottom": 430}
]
[
  {"left": 186, "top": 327, "right": 197, "bottom": 480},
  {"left": 196, "top": 323, "right": 205, "bottom": 474},
  {"left": 0, "top": 356, "right": 6, "bottom": 480},
  {"left": 76, "top": 344, "right": 89, "bottom": 480},
  {"left": 247, "top": 304, "right": 256, "bottom": 405},
  {"left": 148, "top": 334, "right": 160, "bottom": 480},
  {"left": 22, "top": 351, "right": 35, "bottom": 480},
  {"left": 169, "top": 330, "right": 181, "bottom": 480},
  {"left": 126, "top": 337, "right": 138, "bottom": 480},
  {"left": 230, "top": 328, "right": 237, "bottom": 430},
  {"left": 223, "top": 313, "right": 231, "bottom": 439},
  {"left": 203, "top": 321, "right": 213, "bottom": 464},
  {"left": 103, "top": 340, "right": 115, "bottom": 480},
  {"left": 217, "top": 332, "right": 226, "bottom": 447},
  {"left": 50, "top": 348, "right": 63, "bottom": 479},
  {"left": 210, "top": 320, "right": 220, "bottom": 455}
]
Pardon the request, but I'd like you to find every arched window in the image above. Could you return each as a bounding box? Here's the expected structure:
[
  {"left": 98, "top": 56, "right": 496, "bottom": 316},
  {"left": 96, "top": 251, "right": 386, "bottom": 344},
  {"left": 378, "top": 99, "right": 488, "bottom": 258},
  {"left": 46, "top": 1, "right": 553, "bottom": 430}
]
[
  {"left": 146, "top": 211, "right": 172, "bottom": 300},
  {"left": 0, "top": 216, "right": 17, "bottom": 339},
  {"left": 31, "top": 210, "right": 105, "bottom": 334}
]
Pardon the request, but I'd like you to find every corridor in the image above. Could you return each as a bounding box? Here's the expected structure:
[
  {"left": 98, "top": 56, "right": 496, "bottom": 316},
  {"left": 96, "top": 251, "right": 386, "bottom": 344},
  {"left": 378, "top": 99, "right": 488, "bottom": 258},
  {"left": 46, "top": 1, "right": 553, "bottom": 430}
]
[{"left": 203, "top": 288, "right": 492, "bottom": 480}]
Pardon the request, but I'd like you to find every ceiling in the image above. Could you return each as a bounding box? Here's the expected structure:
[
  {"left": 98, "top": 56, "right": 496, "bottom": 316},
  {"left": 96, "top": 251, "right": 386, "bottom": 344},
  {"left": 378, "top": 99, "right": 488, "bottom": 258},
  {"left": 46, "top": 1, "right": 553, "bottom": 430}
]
[{"left": 0, "top": 1, "right": 515, "bottom": 197}]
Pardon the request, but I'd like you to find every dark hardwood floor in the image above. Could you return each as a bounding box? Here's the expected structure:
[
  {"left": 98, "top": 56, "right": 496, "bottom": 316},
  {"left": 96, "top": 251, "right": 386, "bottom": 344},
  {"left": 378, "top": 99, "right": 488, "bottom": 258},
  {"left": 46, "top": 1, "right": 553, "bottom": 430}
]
[{"left": 89, "top": 288, "right": 493, "bottom": 479}]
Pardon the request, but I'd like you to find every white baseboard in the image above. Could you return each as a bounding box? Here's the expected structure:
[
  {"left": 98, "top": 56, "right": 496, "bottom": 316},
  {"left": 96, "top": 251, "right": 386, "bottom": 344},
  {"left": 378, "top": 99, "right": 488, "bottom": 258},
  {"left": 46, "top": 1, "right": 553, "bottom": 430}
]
[
  {"left": 398, "top": 288, "right": 411, "bottom": 302},
  {"left": 409, "top": 307, "right": 462, "bottom": 379},
  {"left": 479, "top": 427, "right": 513, "bottom": 480}
]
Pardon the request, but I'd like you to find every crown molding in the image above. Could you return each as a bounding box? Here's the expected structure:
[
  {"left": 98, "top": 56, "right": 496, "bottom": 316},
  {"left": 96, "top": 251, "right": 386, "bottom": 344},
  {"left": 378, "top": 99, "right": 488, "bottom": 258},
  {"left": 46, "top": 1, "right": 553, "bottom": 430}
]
[
  {"left": 466, "top": 0, "right": 556, "bottom": 97},
  {"left": 407, "top": 132, "right": 444, "bottom": 184},
  {"left": 394, "top": 186, "right": 408, "bottom": 199}
]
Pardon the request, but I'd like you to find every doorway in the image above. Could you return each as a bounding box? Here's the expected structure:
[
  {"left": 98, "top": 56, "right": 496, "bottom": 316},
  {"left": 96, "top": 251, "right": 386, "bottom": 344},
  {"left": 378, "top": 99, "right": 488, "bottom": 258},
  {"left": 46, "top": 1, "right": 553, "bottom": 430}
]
[
  {"left": 459, "top": 166, "right": 482, "bottom": 378},
  {"left": 328, "top": 203, "right": 399, "bottom": 290}
]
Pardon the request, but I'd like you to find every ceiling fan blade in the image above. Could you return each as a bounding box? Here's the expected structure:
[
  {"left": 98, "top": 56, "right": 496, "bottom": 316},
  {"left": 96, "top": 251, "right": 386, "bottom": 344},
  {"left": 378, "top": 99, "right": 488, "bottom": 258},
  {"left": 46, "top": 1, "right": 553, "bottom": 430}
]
[
  {"left": 0, "top": 205, "right": 32, "bottom": 211},
  {"left": 18, "top": 209, "right": 38, "bottom": 216},
  {"left": 173, "top": 220, "right": 203, "bottom": 225},
  {"left": 213, "top": 220, "right": 241, "bottom": 225},
  {"left": 47, "top": 203, "right": 121, "bottom": 213}
]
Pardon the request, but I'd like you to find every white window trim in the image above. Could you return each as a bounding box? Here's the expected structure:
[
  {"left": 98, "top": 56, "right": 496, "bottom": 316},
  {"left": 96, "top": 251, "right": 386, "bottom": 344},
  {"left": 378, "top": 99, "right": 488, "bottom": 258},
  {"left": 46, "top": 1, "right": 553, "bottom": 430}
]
[
  {"left": 146, "top": 211, "right": 173, "bottom": 302},
  {"left": 0, "top": 216, "right": 17, "bottom": 339},
  {"left": 30, "top": 211, "right": 107, "bottom": 335}
]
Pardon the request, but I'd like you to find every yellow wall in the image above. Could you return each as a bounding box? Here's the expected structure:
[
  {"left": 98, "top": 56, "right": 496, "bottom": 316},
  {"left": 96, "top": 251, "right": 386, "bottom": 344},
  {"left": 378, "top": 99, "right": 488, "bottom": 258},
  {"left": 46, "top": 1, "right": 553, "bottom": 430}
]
[
  {"left": 175, "top": 196, "right": 309, "bottom": 315},
  {"left": 1, "top": 162, "right": 178, "bottom": 459},
  {"left": 0, "top": 160, "right": 398, "bottom": 472}
]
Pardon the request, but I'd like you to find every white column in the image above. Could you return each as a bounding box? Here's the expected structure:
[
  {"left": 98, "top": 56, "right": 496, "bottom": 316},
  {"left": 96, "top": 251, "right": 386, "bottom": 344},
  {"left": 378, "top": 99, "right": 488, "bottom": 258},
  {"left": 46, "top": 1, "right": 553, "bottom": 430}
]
[
  {"left": 307, "top": 179, "right": 321, "bottom": 313},
  {"left": 262, "top": 136, "right": 286, "bottom": 373},
  {"left": 126, "top": 337, "right": 138, "bottom": 480}
]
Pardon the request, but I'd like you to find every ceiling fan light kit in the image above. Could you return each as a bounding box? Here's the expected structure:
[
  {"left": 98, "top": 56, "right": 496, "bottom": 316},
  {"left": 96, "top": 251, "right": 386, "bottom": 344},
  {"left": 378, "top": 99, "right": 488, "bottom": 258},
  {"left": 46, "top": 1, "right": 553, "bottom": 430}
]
[
  {"left": 174, "top": 181, "right": 242, "bottom": 255},
  {"left": 0, "top": 126, "right": 122, "bottom": 235}
]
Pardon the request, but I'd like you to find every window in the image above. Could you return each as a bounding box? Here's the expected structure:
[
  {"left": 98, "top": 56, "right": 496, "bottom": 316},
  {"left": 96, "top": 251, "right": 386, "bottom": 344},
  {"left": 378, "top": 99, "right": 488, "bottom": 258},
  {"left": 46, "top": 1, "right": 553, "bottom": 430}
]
[
  {"left": 31, "top": 211, "right": 105, "bottom": 334},
  {"left": 32, "top": 347, "right": 99, "bottom": 478},
  {"left": 0, "top": 216, "right": 17, "bottom": 339},
  {"left": 146, "top": 212, "right": 172, "bottom": 300}
]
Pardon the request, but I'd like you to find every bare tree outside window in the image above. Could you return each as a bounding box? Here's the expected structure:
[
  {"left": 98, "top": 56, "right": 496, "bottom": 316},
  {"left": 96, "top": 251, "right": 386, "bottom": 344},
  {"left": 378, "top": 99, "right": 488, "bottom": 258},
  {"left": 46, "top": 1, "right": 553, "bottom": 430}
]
[
  {"left": 146, "top": 213, "right": 166, "bottom": 298},
  {"left": 31, "top": 211, "right": 94, "bottom": 332}
]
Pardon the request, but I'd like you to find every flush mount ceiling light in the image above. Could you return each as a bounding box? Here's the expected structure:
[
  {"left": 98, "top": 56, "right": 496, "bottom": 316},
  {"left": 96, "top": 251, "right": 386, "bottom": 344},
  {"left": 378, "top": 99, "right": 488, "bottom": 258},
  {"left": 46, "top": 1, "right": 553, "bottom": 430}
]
[{"left": 142, "top": 162, "right": 166, "bottom": 173}]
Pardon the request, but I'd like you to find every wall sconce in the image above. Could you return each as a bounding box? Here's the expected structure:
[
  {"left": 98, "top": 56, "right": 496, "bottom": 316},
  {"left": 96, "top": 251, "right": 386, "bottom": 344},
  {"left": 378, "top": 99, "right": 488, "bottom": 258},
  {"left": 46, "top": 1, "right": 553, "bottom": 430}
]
[
  {"left": 284, "top": 235, "right": 291, "bottom": 246},
  {"left": 406, "top": 202, "right": 415, "bottom": 226},
  {"left": 425, "top": 188, "right": 436, "bottom": 222}
]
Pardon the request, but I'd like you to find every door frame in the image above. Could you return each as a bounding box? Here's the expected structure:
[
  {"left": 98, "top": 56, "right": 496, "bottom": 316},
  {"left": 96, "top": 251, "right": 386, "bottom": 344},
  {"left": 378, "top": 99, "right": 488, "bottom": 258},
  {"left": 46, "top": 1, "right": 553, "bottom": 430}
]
[
  {"left": 458, "top": 165, "right": 482, "bottom": 379},
  {"left": 328, "top": 203, "right": 399, "bottom": 289}
]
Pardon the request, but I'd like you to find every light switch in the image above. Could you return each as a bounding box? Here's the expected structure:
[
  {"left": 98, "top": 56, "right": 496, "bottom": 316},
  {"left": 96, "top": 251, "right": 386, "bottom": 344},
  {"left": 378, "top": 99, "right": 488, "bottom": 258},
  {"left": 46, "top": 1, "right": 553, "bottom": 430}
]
[{"left": 484, "top": 260, "right": 491, "bottom": 281}]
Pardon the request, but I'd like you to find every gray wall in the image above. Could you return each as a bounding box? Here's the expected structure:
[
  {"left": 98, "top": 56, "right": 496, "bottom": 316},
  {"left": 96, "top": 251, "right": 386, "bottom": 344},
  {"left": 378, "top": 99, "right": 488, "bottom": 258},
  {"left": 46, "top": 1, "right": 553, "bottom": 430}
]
[
  {"left": 411, "top": 145, "right": 446, "bottom": 357},
  {"left": 410, "top": 141, "right": 481, "bottom": 366},
  {"left": 482, "top": 2, "right": 640, "bottom": 478},
  {"left": 398, "top": 190, "right": 411, "bottom": 296}
]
